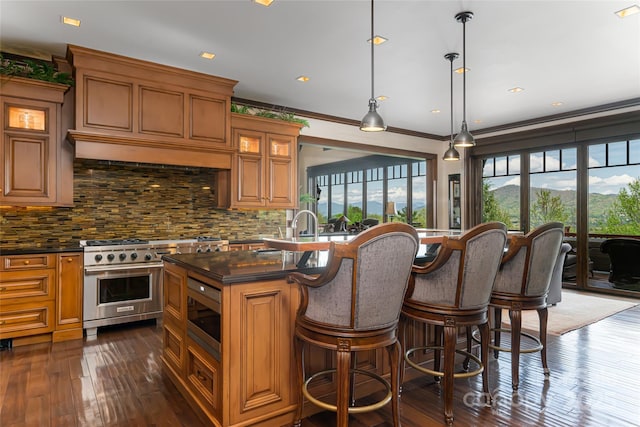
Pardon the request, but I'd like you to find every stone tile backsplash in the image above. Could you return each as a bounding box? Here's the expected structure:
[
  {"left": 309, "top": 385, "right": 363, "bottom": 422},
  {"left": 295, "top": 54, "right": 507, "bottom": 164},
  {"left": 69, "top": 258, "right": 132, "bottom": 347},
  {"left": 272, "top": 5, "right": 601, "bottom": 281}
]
[{"left": 0, "top": 159, "right": 285, "bottom": 247}]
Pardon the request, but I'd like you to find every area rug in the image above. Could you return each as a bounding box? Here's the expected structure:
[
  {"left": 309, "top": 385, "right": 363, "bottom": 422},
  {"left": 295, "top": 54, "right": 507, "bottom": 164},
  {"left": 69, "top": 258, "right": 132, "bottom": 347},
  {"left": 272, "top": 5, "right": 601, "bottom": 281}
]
[{"left": 501, "top": 290, "right": 638, "bottom": 336}]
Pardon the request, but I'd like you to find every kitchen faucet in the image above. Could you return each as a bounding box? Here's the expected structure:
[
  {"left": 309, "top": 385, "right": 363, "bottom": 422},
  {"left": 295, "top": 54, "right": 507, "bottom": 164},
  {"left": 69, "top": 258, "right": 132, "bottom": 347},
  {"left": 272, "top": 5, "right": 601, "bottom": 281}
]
[{"left": 291, "top": 210, "right": 319, "bottom": 241}]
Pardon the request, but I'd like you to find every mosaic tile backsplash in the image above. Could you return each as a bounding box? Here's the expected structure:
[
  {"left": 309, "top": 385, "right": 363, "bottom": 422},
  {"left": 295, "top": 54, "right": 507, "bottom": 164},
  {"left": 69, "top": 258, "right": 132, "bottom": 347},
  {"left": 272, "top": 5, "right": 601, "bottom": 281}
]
[{"left": 0, "top": 159, "right": 286, "bottom": 248}]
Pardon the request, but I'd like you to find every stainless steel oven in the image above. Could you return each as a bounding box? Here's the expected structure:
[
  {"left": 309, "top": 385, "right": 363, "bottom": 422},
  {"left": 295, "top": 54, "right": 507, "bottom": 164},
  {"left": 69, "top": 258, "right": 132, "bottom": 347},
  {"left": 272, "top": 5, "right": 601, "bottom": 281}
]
[
  {"left": 186, "top": 276, "right": 221, "bottom": 361},
  {"left": 83, "top": 263, "right": 163, "bottom": 336}
]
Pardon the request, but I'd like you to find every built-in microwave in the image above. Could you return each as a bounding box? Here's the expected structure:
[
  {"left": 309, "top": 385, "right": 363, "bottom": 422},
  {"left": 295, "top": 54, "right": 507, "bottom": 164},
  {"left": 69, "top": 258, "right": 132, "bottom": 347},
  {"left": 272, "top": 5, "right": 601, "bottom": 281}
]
[{"left": 186, "top": 276, "right": 221, "bottom": 361}]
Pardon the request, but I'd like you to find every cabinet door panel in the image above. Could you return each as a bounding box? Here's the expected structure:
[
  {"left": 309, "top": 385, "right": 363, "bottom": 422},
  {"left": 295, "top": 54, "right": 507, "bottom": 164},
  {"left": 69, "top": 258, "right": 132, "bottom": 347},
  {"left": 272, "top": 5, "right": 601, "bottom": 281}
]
[
  {"left": 83, "top": 76, "right": 133, "bottom": 131},
  {"left": 164, "top": 263, "right": 186, "bottom": 322},
  {"left": 56, "top": 254, "right": 83, "bottom": 329},
  {"left": 236, "top": 155, "right": 264, "bottom": 206},
  {"left": 140, "top": 87, "right": 183, "bottom": 137},
  {"left": 2, "top": 133, "right": 55, "bottom": 202},
  {"left": 268, "top": 158, "right": 293, "bottom": 207},
  {"left": 190, "top": 95, "right": 227, "bottom": 145}
]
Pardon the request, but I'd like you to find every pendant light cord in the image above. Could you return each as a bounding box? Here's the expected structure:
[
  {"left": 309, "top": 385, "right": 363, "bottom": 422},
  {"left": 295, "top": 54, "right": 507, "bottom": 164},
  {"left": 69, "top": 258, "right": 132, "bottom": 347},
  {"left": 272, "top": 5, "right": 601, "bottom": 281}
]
[
  {"left": 370, "top": 0, "right": 375, "bottom": 102},
  {"left": 462, "top": 17, "right": 466, "bottom": 124},
  {"left": 450, "top": 56, "right": 454, "bottom": 142}
]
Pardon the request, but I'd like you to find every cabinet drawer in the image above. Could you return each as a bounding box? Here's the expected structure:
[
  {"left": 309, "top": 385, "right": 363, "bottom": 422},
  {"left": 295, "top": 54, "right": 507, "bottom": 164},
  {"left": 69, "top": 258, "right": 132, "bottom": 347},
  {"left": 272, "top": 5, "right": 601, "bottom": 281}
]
[
  {"left": 187, "top": 340, "right": 221, "bottom": 417},
  {"left": 2, "top": 254, "right": 56, "bottom": 270},
  {"left": 0, "top": 300, "right": 55, "bottom": 339},
  {"left": 0, "top": 269, "right": 55, "bottom": 301}
]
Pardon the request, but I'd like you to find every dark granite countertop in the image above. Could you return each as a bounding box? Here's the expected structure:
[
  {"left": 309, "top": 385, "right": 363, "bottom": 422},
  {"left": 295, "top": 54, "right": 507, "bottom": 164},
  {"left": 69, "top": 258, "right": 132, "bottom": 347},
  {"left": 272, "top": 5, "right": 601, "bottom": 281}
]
[
  {"left": 1, "top": 242, "right": 83, "bottom": 256},
  {"left": 163, "top": 250, "right": 328, "bottom": 284}
]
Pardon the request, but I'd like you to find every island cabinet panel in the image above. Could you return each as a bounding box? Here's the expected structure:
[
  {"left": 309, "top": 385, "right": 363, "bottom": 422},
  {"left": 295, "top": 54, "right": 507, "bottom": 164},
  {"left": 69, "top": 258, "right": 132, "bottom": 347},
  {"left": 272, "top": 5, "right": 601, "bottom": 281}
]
[
  {"left": 0, "top": 76, "right": 73, "bottom": 207},
  {"left": 163, "top": 262, "right": 187, "bottom": 377},
  {"left": 187, "top": 338, "right": 222, "bottom": 419},
  {"left": 227, "top": 281, "right": 296, "bottom": 425},
  {"left": 215, "top": 113, "right": 301, "bottom": 209},
  {"left": 67, "top": 45, "right": 237, "bottom": 168}
]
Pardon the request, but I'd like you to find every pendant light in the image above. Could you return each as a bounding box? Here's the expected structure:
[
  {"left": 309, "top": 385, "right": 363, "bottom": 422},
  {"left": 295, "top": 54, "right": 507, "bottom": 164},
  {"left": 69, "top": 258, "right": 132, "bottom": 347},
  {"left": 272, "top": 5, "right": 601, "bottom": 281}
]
[
  {"left": 443, "top": 52, "right": 461, "bottom": 161},
  {"left": 453, "top": 11, "right": 475, "bottom": 147},
  {"left": 360, "top": 0, "right": 386, "bottom": 132}
]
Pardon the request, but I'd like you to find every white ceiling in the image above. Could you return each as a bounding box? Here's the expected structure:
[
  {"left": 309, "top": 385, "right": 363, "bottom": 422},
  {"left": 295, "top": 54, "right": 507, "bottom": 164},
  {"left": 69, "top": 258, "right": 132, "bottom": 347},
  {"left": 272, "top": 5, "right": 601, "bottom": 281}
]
[{"left": 2, "top": 0, "right": 639, "bottom": 137}]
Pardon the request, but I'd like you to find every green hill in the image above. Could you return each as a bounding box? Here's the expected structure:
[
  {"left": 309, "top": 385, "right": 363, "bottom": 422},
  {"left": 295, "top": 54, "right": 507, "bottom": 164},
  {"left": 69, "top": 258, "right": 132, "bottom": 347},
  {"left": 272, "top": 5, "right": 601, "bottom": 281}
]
[{"left": 491, "top": 185, "right": 618, "bottom": 227}]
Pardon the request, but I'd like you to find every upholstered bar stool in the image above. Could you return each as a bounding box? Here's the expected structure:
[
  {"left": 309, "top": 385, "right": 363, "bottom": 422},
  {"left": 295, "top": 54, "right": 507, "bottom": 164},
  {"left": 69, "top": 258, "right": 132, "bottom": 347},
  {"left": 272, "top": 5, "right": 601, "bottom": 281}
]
[
  {"left": 400, "top": 222, "right": 507, "bottom": 426},
  {"left": 490, "top": 222, "right": 564, "bottom": 391},
  {"left": 288, "top": 223, "right": 419, "bottom": 427}
]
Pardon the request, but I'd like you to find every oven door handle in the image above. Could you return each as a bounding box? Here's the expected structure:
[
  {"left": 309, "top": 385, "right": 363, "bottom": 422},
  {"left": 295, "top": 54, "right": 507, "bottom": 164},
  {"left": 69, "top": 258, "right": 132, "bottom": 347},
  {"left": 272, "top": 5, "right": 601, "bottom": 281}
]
[{"left": 84, "top": 263, "right": 163, "bottom": 273}]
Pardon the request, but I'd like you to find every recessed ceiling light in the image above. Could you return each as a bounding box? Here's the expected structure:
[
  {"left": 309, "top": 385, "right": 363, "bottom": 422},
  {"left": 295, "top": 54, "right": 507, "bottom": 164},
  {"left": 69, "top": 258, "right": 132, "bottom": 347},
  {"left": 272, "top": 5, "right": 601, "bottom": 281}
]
[
  {"left": 296, "top": 75, "right": 310, "bottom": 82},
  {"left": 454, "top": 67, "right": 469, "bottom": 74},
  {"left": 551, "top": 101, "right": 564, "bottom": 107},
  {"left": 200, "top": 52, "right": 215, "bottom": 60},
  {"left": 431, "top": 109, "right": 441, "bottom": 114},
  {"left": 253, "top": 0, "right": 274, "bottom": 6},
  {"left": 368, "top": 36, "right": 388, "bottom": 45},
  {"left": 508, "top": 87, "right": 524, "bottom": 93},
  {"left": 473, "top": 119, "right": 483, "bottom": 124},
  {"left": 615, "top": 5, "right": 640, "bottom": 18},
  {"left": 61, "top": 16, "right": 81, "bottom": 27},
  {"left": 376, "top": 95, "right": 388, "bottom": 101},
  {"left": 202, "top": 186, "right": 211, "bottom": 190}
]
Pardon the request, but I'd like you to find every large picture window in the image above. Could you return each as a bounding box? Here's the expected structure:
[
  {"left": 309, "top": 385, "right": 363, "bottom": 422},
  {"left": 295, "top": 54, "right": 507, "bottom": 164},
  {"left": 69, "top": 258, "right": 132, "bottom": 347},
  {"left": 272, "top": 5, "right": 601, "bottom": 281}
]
[{"left": 307, "top": 155, "right": 430, "bottom": 227}]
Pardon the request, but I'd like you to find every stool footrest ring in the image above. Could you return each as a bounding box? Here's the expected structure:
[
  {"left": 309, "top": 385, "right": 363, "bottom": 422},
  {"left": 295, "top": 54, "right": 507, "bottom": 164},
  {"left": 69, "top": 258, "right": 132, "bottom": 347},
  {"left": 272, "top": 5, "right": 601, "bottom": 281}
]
[
  {"left": 404, "top": 346, "right": 484, "bottom": 379},
  {"left": 302, "top": 368, "right": 392, "bottom": 414},
  {"left": 476, "top": 327, "right": 543, "bottom": 354}
]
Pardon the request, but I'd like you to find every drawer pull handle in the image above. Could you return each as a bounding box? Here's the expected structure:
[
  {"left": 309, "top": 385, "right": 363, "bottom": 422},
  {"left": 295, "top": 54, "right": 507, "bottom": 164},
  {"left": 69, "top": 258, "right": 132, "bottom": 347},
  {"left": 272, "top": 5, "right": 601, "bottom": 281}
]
[
  {"left": 196, "top": 370, "right": 207, "bottom": 382},
  {"left": 0, "top": 321, "right": 5, "bottom": 325},
  {"left": 66, "top": 258, "right": 73, "bottom": 263},
  {"left": 0, "top": 287, "right": 5, "bottom": 291},
  {"left": 24, "top": 260, "right": 30, "bottom": 265}
]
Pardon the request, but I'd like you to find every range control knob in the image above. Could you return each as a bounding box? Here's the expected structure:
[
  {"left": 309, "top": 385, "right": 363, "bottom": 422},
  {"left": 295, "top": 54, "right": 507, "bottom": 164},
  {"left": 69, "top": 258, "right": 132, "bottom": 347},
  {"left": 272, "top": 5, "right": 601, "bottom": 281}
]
[
  {"left": 205, "top": 247, "right": 212, "bottom": 252},
  {"left": 196, "top": 246, "right": 203, "bottom": 253},
  {"left": 119, "top": 253, "right": 127, "bottom": 261},
  {"left": 94, "top": 254, "right": 103, "bottom": 262},
  {"left": 107, "top": 254, "right": 115, "bottom": 261},
  {"left": 215, "top": 246, "right": 221, "bottom": 252},
  {"left": 145, "top": 253, "right": 153, "bottom": 261},
  {"left": 130, "top": 252, "right": 138, "bottom": 260}
]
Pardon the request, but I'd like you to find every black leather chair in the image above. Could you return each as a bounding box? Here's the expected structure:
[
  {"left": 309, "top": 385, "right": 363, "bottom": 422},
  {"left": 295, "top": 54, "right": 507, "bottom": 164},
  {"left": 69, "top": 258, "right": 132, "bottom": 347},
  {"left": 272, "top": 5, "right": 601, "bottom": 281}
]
[{"left": 600, "top": 238, "right": 640, "bottom": 287}]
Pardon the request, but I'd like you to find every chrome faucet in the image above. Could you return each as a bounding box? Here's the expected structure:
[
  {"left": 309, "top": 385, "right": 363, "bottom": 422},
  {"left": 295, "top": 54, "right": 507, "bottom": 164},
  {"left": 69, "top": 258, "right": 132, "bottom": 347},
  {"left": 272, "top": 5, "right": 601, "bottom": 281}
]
[{"left": 291, "top": 210, "right": 319, "bottom": 241}]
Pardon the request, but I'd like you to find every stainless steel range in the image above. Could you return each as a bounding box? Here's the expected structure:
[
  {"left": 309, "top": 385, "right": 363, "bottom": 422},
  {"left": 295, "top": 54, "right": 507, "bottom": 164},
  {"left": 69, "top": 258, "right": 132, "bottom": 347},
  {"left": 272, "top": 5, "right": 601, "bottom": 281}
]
[{"left": 81, "top": 237, "right": 229, "bottom": 336}]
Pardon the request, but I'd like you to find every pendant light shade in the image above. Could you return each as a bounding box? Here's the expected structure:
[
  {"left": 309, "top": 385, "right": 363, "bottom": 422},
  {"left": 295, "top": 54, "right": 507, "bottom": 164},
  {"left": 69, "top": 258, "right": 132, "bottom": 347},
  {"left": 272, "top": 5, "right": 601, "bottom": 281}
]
[
  {"left": 453, "top": 11, "right": 475, "bottom": 147},
  {"left": 443, "top": 52, "right": 460, "bottom": 161},
  {"left": 360, "top": 0, "right": 386, "bottom": 132}
]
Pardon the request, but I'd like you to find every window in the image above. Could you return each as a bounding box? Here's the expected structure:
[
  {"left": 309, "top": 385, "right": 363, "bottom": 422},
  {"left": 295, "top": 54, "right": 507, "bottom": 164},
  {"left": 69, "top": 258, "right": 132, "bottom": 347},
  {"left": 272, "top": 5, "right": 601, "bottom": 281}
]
[
  {"left": 307, "top": 155, "right": 430, "bottom": 226},
  {"left": 482, "top": 155, "right": 521, "bottom": 230}
]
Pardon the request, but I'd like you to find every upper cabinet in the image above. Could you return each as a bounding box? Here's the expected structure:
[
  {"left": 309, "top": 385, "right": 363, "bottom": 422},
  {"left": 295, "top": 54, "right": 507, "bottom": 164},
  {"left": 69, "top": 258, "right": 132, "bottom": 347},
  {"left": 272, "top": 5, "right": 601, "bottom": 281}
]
[
  {"left": 0, "top": 75, "right": 73, "bottom": 206},
  {"left": 66, "top": 45, "right": 238, "bottom": 169},
  {"left": 215, "top": 113, "right": 302, "bottom": 209}
]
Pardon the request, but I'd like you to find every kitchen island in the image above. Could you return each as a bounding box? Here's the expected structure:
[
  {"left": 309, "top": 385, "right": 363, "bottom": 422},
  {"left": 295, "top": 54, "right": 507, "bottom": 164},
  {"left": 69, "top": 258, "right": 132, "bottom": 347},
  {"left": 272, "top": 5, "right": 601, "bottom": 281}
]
[{"left": 161, "top": 246, "right": 462, "bottom": 427}]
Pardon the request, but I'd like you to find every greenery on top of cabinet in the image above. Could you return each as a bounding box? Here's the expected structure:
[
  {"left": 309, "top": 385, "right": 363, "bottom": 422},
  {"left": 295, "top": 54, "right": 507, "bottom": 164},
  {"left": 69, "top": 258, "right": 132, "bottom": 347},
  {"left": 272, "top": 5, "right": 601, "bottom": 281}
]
[
  {"left": 231, "top": 103, "right": 309, "bottom": 128},
  {"left": 0, "top": 53, "right": 74, "bottom": 86}
]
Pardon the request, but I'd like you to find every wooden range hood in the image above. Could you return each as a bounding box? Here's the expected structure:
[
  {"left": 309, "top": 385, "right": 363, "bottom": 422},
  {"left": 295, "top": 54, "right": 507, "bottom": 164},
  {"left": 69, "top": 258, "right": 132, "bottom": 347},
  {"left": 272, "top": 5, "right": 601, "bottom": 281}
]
[{"left": 67, "top": 45, "right": 238, "bottom": 169}]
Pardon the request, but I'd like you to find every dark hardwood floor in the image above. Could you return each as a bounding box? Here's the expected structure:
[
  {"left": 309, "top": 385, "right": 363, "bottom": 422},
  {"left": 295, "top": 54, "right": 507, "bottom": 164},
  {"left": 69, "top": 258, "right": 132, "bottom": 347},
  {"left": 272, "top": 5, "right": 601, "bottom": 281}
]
[{"left": 1, "top": 301, "right": 640, "bottom": 427}]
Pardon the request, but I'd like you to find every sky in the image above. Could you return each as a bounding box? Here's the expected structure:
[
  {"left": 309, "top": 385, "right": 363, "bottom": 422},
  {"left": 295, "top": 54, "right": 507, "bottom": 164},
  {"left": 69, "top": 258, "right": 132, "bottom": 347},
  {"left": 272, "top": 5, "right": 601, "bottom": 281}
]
[{"left": 484, "top": 140, "right": 640, "bottom": 195}]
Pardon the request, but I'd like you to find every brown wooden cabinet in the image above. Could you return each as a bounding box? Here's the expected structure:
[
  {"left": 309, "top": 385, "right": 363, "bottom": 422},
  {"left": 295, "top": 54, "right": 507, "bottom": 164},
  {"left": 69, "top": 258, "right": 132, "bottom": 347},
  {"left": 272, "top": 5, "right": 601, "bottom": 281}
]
[
  {"left": 228, "top": 242, "right": 266, "bottom": 252},
  {"left": 0, "top": 76, "right": 73, "bottom": 206},
  {"left": 53, "top": 253, "right": 83, "bottom": 342},
  {"left": 0, "top": 254, "right": 56, "bottom": 340},
  {"left": 215, "top": 114, "right": 302, "bottom": 209},
  {"left": 67, "top": 45, "right": 237, "bottom": 169},
  {"left": 0, "top": 252, "right": 83, "bottom": 343}
]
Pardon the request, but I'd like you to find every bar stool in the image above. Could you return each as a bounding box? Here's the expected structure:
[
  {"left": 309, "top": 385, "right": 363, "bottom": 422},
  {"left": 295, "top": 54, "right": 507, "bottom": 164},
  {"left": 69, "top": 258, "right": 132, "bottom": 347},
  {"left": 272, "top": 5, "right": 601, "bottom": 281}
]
[
  {"left": 490, "top": 222, "right": 564, "bottom": 391},
  {"left": 288, "top": 223, "right": 419, "bottom": 427},
  {"left": 400, "top": 222, "right": 508, "bottom": 425}
]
